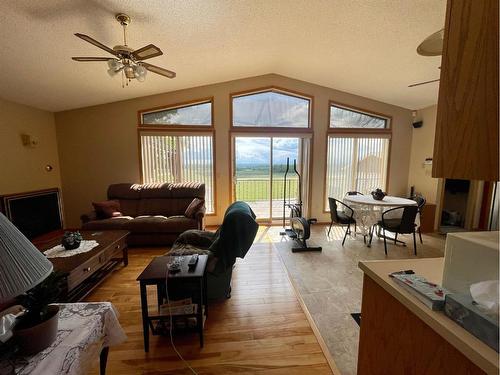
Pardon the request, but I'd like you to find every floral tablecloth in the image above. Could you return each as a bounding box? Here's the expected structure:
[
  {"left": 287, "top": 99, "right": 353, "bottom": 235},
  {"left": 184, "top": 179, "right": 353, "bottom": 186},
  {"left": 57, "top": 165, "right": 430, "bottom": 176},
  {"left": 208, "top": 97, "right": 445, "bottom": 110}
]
[{"left": 1, "top": 302, "right": 126, "bottom": 375}]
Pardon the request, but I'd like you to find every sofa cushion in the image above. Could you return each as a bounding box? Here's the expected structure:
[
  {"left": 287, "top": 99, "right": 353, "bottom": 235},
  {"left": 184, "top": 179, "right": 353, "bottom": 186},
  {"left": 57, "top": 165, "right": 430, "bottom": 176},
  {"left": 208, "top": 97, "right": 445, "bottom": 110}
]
[
  {"left": 92, "top": 200, "right": 122, "bottom": 219},
  {"left": 82, "top": 216, "right": 134, "bottom": 230},
  {"left": 136, "top": 198, "right": 194, "bottom": 217},
  {"left": 108, "top": 183, "right": 142, "bottom": 199},
  {"left": 185, "top": 198, "right": 205, "bottom": 218},
  {"left": 126, "top": 215, "right": 198, "bottom": 234}
]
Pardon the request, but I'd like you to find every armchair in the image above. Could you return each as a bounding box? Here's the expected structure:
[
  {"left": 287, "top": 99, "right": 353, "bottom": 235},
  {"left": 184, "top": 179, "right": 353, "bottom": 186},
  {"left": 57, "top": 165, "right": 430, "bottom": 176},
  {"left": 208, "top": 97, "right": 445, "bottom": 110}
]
[{"left": 169, "top": 201, "right": 259, "bottom": 299}]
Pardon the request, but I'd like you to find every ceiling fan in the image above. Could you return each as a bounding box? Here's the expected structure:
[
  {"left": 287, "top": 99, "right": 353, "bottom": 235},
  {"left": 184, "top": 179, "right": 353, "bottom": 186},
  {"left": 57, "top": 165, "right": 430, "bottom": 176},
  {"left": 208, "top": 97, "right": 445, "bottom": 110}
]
[
  {"left": 72, "top": 13, "right": 176, "bottom": 86},
  {"left": 408, "top": 28, "right": 443, "bottom": 88}
]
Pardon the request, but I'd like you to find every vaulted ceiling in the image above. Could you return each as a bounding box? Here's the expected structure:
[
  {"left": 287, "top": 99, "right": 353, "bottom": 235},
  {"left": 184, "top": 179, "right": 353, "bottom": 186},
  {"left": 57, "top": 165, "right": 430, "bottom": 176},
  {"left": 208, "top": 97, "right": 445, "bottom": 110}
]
[{"left": 0, "top": 0, "right": 445, "bottom": 112}]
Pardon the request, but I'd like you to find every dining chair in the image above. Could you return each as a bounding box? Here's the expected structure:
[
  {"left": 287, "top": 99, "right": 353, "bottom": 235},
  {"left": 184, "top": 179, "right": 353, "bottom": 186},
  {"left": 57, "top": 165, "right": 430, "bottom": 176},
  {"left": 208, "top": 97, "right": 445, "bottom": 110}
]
[
  {"left": 378, "top": 205, "right": 419, "bottom": 255},
  {"left": 346, "top": 191, "right": 364, "bottom": 196},
  {"left": 408, "top": 195, "right": 426, "bottom": 244},
  {"left": 414, "top": 196, "right": 426, "bottom": 244},
  {"left": 328, "top": 198, "right": 356, "bottom": 245}
]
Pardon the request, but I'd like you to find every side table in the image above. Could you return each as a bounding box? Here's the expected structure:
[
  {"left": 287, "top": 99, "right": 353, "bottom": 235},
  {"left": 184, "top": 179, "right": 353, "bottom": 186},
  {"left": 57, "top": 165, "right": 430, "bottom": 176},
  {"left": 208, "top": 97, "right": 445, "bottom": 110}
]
[
  {"left": 137, "top": 255, "right": 208, "bottom": 351},
  {"left": 0, "top": 302, "right": 126, "bottom": 375}
]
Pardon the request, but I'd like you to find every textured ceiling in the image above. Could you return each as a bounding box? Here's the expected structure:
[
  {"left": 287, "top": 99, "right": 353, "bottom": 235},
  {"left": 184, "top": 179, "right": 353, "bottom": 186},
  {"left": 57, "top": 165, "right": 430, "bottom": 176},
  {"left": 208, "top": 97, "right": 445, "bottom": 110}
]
[{"left": 0, "top": 0, "right": 445, "bottom": 112}]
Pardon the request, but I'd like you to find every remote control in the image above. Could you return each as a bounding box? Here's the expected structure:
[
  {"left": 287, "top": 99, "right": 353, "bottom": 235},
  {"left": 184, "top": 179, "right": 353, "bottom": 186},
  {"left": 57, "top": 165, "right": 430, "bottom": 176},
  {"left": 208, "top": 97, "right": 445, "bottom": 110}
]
[{"left": 188, "top": 254, "right": 199, "bottom": 269}]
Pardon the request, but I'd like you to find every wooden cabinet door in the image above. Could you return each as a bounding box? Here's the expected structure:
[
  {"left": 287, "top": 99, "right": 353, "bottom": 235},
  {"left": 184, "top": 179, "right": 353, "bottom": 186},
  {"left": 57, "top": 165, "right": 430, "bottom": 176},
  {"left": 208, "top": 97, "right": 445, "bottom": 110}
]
[{"left": 432, "top": 0, "right": 499, "bottom": 181}]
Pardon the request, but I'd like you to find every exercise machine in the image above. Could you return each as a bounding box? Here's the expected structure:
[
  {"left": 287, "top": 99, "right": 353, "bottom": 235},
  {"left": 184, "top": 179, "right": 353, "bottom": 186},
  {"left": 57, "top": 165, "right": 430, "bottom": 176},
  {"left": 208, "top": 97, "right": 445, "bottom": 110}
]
[{"left": 280, "top": 158, "right": 322, "bottom": 253}]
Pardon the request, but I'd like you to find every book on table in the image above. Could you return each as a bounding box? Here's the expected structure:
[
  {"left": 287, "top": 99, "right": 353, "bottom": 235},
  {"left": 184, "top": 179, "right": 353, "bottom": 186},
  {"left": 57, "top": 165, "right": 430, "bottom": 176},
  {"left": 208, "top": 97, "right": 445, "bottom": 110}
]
[
  {"left": 389, "top": 272, "right": 449, "bottom": 311},
  {"left": 159, "top": 298, "right": 198, "bottom": 316}
]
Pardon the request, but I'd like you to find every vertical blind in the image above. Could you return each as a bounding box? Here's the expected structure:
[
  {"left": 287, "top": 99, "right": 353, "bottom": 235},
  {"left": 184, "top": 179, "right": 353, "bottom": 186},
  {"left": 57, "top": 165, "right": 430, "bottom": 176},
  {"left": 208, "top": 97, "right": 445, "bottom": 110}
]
[
  {"left": 141, "top": 134, "right": 214, "bottom": 213},
  {"left": 325, "top": 135, "right": 389, "bottom": 209}
]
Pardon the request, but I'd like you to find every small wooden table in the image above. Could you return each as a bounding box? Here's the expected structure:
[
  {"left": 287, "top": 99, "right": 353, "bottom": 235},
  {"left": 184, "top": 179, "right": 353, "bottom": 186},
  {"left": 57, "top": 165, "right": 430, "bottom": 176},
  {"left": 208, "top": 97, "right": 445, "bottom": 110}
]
[
  {"left": 37, "top": 230, "right": 129, "bottom": 302},
  {"left": 137, "top": 255, "right": 208, "bottom": 351}
]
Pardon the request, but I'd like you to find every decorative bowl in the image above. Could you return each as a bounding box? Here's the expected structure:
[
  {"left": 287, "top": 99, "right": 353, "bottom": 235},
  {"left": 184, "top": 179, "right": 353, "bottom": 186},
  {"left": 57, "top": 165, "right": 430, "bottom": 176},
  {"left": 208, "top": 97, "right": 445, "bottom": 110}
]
[
  {"left": 371, "top": 189, "right": 386, "bottom": 201},
  {"left": 61, "top": 231, "right": 82, "bottom": 250}
]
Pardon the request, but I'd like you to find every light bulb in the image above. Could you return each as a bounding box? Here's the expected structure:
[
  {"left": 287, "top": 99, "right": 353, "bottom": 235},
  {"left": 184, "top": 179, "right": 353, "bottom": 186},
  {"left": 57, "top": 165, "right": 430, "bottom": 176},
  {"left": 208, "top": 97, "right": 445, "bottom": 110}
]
[
  {"left": 135, "top": 65, "right": 147, "bottom": 82},
  {"left": 107, "top": 59, "right": 121, "bottom": 70},
  {"left": 124, "top": 66, "right": 135, "bottom": 79}
]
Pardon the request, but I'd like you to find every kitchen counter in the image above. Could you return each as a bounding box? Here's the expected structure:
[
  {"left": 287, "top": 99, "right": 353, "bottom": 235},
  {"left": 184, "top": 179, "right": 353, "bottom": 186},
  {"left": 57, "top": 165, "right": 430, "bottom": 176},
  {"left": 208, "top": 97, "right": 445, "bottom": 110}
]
[{"left": 358, "top": 258, "right": 499, "bottom": 375}]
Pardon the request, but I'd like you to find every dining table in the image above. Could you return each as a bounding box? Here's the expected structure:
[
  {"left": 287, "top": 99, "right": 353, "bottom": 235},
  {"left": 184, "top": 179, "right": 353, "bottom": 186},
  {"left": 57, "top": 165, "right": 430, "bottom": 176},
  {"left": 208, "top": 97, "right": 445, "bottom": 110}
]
[{"left": 343, "top": 194, "right": 419, "bottom": 247}]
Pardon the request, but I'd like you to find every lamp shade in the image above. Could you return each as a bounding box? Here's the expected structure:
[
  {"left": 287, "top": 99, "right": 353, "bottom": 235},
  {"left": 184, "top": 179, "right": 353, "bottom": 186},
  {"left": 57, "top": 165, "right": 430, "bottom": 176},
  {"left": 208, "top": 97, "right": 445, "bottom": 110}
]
[{"left": 0, "top": 213, "right": 53, "bottom": 303}]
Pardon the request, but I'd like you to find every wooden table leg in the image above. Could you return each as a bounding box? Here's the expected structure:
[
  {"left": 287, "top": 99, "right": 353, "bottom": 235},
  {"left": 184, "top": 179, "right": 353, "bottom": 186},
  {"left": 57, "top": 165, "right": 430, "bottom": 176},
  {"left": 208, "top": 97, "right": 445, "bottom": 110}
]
[
  {"left": 139, "top": 282, "right": 150, "bottom": 352},
  {"left": 198, "top": 278, "right": 204, "bottom": 348},
  {"left": 100, "top": 346, "right": 109, "bottom": 375},
  {"left": 123, "top": 247, "right": 129, "bottom": 266},
  {"left": 203, "top": 271, "right": 208, "bottom": 318}
]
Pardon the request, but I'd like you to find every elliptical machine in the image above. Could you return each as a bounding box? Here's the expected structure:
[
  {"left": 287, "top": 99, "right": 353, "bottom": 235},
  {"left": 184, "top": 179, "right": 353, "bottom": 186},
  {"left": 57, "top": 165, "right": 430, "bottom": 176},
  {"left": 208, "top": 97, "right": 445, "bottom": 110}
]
[{"left": 280, "top": 158, "right": 322, "bottom": 253}]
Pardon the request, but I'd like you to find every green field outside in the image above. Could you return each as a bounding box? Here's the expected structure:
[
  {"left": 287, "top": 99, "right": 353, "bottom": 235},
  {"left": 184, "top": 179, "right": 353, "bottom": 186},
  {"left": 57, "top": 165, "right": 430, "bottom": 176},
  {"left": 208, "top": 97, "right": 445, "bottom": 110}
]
[{"left": 235, "top": 178, "right": 299, "bottom": 201}]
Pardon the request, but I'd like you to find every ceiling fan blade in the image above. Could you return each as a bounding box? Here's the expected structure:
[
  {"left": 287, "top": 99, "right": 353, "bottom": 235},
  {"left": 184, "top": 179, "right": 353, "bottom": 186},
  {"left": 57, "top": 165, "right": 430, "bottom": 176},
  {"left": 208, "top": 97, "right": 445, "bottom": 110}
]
[
  {"left": 408, "top": 78, "right": 440, "bottom": 88},
  {"left": 131, "top": 44, "right": 163, "bottom": 60},
  {"left": 72, "top": 57, "right": 114, "bottom": 62},
  {"left": 74, "top": 33, "right": 117, "bottom": 56},
  {"left": 142, "top": 62, "right": 176, "bottom": 78}
]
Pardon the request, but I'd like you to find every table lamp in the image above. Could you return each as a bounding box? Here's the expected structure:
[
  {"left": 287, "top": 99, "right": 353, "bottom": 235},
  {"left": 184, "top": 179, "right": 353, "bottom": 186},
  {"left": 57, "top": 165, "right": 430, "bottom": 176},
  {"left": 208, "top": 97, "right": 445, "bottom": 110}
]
[{"left": 0, "top": 212, "right": 53, "bottom": 304}]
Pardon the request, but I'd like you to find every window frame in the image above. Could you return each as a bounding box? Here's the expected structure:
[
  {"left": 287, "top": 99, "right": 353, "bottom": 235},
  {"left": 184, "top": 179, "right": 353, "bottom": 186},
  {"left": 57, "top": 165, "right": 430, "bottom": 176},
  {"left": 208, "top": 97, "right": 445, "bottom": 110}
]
[
  {"left": 324, "top": 101, "right": 392, "bottom": 212},
  {"left": 138, "top": 97, "right": 214, "bottom": 129},
  {"left": 230, "top": 86, "right": 313, "bottom": 133},
  {"left": 328, "top": 100, "right": 392, "bottom": 133},
  {"left": 137, "top": 126, "right": 217, "bottom": 217}
]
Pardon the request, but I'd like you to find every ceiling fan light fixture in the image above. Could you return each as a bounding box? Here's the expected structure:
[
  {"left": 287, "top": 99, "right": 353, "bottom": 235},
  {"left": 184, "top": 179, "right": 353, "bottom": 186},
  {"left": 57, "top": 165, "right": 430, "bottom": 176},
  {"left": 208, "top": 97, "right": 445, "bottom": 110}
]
[
  {"left": 73, "top": 13, "right": 176, "bottom": 86},
  {"left": 124, "top": 65, "right": 135, "bottom": 79},
  {"left": 107, "top": 59, "right": 121, "bottom": 70},
  {"left": 134, "top": 65, "right": 147, "bottom": 82}
]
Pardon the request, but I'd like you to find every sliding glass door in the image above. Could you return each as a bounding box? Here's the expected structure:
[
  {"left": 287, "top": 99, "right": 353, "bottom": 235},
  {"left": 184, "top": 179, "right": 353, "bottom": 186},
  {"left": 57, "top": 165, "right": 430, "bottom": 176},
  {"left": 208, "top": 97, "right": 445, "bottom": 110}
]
[{"left": 233, "top": 136, "right": 303, "bottom": 221}]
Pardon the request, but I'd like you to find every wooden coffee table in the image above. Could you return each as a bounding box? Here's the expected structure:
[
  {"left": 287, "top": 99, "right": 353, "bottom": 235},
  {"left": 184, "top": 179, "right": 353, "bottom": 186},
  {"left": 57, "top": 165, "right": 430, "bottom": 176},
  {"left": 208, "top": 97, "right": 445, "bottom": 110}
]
[{"left": 37, "top": 230, "right": 129, "bottom": 302}]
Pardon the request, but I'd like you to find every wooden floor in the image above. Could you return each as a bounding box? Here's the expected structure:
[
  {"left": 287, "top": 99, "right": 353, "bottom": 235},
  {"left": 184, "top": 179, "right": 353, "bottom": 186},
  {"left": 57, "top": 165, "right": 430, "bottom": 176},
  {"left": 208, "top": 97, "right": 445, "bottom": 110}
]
[{"left": 86, "top": 241, "right": 334, "bottom": 374}]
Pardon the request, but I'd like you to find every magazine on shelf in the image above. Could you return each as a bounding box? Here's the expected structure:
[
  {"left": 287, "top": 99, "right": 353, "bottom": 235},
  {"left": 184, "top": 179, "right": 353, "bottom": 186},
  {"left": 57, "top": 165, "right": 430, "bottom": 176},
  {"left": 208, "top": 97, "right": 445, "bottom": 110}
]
[
  {"left": 389, "top": 272, "right": 449, "bottom": 311},
  {"left": 159, "top": 298, "right": 197, "bottom": 316}
]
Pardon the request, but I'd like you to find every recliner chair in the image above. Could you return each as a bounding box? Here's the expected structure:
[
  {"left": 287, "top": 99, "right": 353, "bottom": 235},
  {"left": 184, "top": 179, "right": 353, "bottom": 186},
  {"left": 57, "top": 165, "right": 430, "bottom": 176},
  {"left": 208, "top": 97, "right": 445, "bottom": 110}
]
[{"left": 169, "top": 201, "right": 259, "bottom": 299}]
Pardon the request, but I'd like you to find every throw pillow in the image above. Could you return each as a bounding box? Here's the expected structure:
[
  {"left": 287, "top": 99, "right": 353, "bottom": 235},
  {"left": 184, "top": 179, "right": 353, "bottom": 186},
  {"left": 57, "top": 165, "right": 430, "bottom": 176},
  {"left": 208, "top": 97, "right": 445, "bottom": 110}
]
[
  {"left": 93, "top": 200, "right": 122, "bottom": 219},
  {"left": 184, "top": 198, "right": 205, "bottom": 218}
]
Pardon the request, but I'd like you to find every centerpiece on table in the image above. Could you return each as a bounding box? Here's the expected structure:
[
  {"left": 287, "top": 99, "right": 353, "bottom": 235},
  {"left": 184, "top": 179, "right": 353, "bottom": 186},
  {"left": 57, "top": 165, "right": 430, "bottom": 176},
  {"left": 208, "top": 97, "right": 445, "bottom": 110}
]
[
  {"left": 61, "top": 231, "right": 83, "bottom": 250},
  {"left": 371, "top": 188, "right": 386, "bottom": 201}
]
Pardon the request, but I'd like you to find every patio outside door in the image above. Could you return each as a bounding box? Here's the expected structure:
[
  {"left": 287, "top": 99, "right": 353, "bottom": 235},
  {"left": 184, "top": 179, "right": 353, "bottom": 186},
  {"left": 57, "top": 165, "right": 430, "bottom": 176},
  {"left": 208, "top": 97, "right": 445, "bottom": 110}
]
[{"left": 233, "top": 136, "right": 302, "bottom": 221}]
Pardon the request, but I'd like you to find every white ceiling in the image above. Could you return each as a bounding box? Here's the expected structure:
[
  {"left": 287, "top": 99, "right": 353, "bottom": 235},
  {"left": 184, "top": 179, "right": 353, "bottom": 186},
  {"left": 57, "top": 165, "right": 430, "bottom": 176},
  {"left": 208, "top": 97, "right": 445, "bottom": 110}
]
[{"left": 0, "top": 0, "right": 445, "bottom": 112}]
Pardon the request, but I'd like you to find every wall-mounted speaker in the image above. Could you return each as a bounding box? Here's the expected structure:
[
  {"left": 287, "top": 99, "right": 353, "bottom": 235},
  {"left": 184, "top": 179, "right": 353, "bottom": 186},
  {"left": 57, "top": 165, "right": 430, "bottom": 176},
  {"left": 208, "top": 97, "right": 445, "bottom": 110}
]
[{"left": 412, "top": 121, "right": 423, "bottom": 128}]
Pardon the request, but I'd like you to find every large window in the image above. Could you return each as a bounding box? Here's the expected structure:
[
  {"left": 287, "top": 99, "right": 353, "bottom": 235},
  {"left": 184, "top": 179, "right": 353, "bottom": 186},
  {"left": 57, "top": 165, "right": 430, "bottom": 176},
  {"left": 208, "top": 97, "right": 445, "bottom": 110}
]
[
  {"left": 330, "top": 104, "right": 388, "bottom": 129},
  {"left": 141, "top": 100, "right": 212, "bottom": 126},
  {"left": 140, "top": 133, "right": 214, "bottom": 213},
  {"left": 232, "top": 89, "right": 310, "bottom": 128},
  {"left": 325, "top": 102, "right": 391, "bottom": 210}
]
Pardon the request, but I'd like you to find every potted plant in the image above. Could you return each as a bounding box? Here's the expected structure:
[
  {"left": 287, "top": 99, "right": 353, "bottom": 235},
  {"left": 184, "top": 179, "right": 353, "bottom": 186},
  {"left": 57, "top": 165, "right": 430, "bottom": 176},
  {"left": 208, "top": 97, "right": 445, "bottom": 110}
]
[{"left": 13, "top": 272, "right": 65, "bottom": 354}]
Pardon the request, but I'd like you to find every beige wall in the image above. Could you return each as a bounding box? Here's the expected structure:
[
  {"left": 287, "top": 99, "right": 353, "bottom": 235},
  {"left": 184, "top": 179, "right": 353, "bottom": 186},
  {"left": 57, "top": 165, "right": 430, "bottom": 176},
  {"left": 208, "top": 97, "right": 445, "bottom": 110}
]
[
  {"left": 0, "top": 97, "right": 61, "bottom": 196},
  {"left": 55, "top": 74, "right": 414, "bottom": 227},
  {"left": 408, "top": 105, "right": 440, "bottom": 204}
]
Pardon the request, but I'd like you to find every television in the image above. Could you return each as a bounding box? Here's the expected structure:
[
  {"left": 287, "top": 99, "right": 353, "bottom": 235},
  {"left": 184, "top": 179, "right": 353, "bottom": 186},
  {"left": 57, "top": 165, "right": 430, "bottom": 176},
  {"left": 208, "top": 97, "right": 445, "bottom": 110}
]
[{"left": 1, "top": 188, "right": 63, "bottom": 240}]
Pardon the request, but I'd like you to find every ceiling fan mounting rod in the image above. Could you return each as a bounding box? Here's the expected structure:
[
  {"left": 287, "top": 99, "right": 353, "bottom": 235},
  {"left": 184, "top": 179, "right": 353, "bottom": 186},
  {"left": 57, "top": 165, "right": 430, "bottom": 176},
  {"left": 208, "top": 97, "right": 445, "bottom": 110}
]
[{"left": 116, "top": 13, "right": 131, "bottom": 46}]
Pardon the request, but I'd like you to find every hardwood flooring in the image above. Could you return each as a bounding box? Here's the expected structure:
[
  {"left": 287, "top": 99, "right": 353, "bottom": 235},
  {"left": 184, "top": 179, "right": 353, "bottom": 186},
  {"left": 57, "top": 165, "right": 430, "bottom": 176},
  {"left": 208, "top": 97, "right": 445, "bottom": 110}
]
[{"left": 85, "top": 241, "right": 335, "bottom": 374}]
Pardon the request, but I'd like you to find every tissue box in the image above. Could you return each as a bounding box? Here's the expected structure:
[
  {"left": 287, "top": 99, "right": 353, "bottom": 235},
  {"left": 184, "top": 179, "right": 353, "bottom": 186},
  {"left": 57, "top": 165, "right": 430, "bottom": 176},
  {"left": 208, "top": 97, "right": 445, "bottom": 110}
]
[
  {"left": 444, "top": 293, "right": 499, "bottom": 352},
  {"left": 442, "top": 231, "right": 499, "bottom": 294}
]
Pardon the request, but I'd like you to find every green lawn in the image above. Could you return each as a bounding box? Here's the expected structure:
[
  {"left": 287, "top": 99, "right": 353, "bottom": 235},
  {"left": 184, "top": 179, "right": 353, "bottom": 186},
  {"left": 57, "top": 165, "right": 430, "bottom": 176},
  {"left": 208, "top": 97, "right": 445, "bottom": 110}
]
[{"left": 235, "top": 177, "right": 299, "bottom": 201}]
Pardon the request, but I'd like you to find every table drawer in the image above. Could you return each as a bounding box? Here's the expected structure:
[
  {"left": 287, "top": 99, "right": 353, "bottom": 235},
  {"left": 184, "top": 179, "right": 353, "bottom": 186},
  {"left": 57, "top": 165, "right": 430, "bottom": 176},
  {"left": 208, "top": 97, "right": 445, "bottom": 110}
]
[
  {"left": 67, "top": 255, "right": 103, "bottom": 291},
  {"left": 104, "top": 238, "right": 126, "bottom": 261}
]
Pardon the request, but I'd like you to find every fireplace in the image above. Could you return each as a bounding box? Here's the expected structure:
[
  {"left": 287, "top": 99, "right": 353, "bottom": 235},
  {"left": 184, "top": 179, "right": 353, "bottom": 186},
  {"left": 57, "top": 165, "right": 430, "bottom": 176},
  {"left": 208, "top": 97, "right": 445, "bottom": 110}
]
[{"left": 0, "top": 188, "right": 63, "bottom": 240}]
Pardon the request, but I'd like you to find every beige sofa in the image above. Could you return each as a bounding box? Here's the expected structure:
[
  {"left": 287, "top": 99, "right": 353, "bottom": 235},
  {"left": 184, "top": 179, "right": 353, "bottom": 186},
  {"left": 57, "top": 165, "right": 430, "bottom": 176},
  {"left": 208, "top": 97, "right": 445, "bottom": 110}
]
[{"left": 81, "top": 183, "right": 206, "bottom": 246}]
